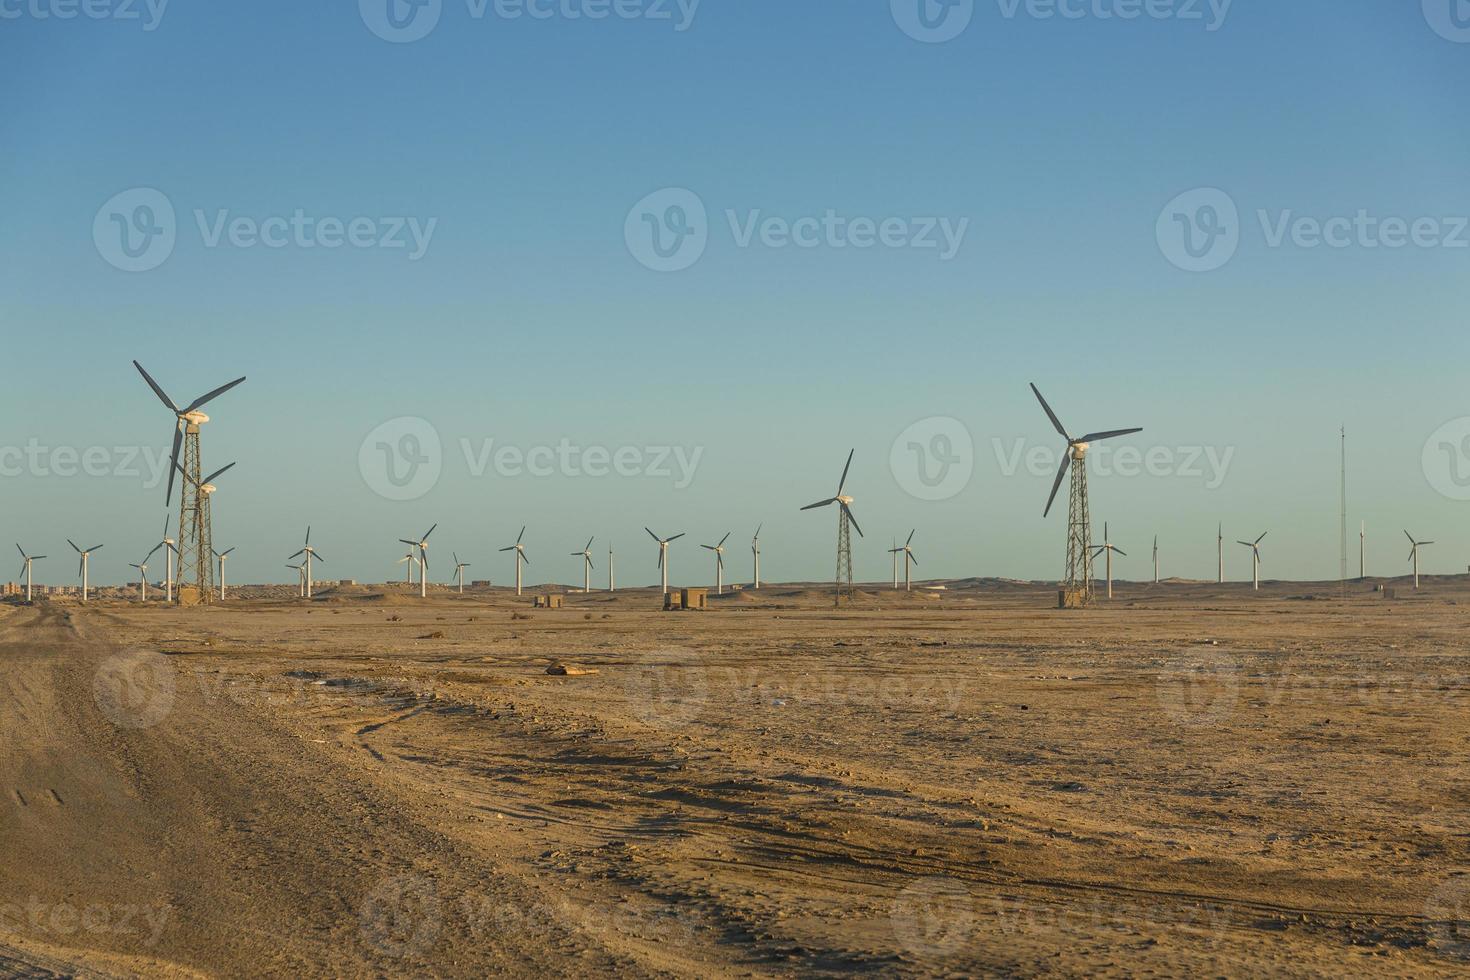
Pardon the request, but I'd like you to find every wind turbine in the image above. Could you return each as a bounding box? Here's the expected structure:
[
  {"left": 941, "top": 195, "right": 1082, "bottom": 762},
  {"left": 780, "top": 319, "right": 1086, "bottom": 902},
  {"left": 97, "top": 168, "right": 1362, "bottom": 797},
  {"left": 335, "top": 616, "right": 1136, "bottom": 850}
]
[
  {"left": 1405, "top": 531, "right": 1434, "bottom": 589},
  {"left": 609, "top": 543, "right": 616, "bottom": 592},
  {"left": 129, "top": 543, "right": 162, "bottom": 601},
  {"left": 1238, "top": 532, "right": 1267, "bottom": 591},
  {"left": 1153, "top": 535, "right": 1159, "bottom": 585},
  {"left": 286, "top": 563, "right": 305, "bottom": 597},
  {"left": 1090, "top": 523, "right": 1126, "bottom": 599},
  {"left": 288, "top": 528, "right": 324, "bottom": 599},
  {"left": 571, "top": 537, "right": 595, "bottom": 593},
  {"left": 133, "top": 361, "right": 245, "bottom": 604},
  {"left": 1217, "top": 523, "right": 1223, "bottom": 585},
  {"left": 1030, "top": 384, "right": 1142, "bottom": 605},
  {"left": 149, "top": 516, "right": 178, "bottom": 603},
  {"left": 646, "top": 528, "right": 684, "bottom": 595},
  {"left": 801, "top": 449, "right": 863, "bottom": 605},
  {"left": 173, "top": 459, "right": 235, "bottom": 603},
  {"left": 889, "top": 536, "right": 900, "bottom": 589},
  {"left": 451, "top": 553, "right": 471, "bottom": 593},
  {"left": 499, "top": 527, "right": 530, "bottom": 596},
  {"left": 701, "top": 532, "right": 730, "bottom": 595},
  {"left": 751, "top": 524, "right": 762, "bottom": 590},
  {"left": 1360, "top": 522, "right": 1366, "bottom": 580},
  {"left": 888, "top": 530, "right": 918, "bottom": 591},
  {"left": 15, "top": 546, "right": 45, "bottom": 603},
  {"left": 214, "top": 548, "right": 235, "bottom": 600},
  {"left": 68, "top": 540, "right": 103, "bottom": 603},
  {"left": 399, "top": 524, "right": 437, "bottom": 598},
  {"left": 397, "top": 551, "right": 417, "bottom": 584}
]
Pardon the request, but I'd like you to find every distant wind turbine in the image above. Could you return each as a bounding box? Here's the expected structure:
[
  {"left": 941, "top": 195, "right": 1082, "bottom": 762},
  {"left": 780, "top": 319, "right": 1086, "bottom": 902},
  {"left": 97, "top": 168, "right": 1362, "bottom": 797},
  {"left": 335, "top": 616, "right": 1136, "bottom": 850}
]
[
  {"left": 1090, "top": 523, "right": 1125, "bottom": 600},
  {"left": 214, "top": 547, "right": 235, "bottom": 600},
  {"left": 1238, "top": 532, "right": 1267, "bottom": 591},
  {"left": 571, "top": 537, "right": 595, "bottom": 593},
  {"left": 888, "top": 531, "right": 918, "bottom": 591},
  {"left": 801, "top": 449, "right": 863, "bottom": 605},
  {"left": 499, "top": 527, "right": 530, "bottom": 596},
  {"left": 1405, "top": 530, "right": 1434, "bottom": 590},
  {"left": 751, "top": 524, "right": 762, "bottom": 590},
  {"left": 701, "top": 532, "right": 730, "bottom": 595},
  {"left": 288, "top": 528, "right": 324, "bottom": 599},
  {"left": 399, "top": 524, "right": 437, "bottom": 599},
  {"left": 129, "top": 544, "right": 161, "bottom": 601},
  {"left": 1360, "top": 522, "right": 1366, "bottom": 580},
  {"left": 451, "top": 552, "right": 471, "bottom": 593},
  {"left": 68, "top": 539, "right": 104, "bottom": 603},
  {"left": 646, "top": 528, "right": 685, "bottom": 595},
  {"left": 16, "top": 545, "right": 45, "bottom": 603}
]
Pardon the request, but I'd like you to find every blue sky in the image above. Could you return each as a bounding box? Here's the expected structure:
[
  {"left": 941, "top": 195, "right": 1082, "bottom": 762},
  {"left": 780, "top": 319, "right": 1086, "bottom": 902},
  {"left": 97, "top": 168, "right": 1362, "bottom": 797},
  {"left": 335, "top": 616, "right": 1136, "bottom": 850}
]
[{"left": 1, "top": 1, "right": 1468, "bottom": 587}]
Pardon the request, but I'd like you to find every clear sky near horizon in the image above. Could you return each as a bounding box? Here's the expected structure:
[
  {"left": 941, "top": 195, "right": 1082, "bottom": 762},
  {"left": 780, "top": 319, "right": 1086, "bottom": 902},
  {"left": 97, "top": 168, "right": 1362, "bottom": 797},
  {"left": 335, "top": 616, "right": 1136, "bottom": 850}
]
[{"left": 1, "top": 1, "right": 1468, "bottom": 588}]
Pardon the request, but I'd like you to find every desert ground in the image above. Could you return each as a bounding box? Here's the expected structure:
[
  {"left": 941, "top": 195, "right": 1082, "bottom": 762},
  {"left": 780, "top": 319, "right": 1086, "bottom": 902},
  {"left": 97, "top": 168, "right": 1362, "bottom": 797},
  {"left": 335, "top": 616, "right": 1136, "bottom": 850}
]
[{"left": 2, "top": 576, "right": 1468, "bottom": 977}]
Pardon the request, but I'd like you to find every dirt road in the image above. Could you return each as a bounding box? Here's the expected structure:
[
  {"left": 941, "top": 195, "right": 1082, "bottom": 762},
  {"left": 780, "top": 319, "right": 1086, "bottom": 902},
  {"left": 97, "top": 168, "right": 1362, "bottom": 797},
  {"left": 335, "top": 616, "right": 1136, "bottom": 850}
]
[{"left": 2, "top": 581, "right": 1468, "bottom": 975}]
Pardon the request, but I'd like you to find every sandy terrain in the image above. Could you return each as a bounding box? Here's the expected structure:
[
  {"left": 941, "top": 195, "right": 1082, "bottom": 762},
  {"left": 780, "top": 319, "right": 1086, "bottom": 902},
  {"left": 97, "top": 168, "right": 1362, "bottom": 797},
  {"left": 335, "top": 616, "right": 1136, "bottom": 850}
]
[{"left": 2, "top": 577, "right": 1468, "bottom": 977}]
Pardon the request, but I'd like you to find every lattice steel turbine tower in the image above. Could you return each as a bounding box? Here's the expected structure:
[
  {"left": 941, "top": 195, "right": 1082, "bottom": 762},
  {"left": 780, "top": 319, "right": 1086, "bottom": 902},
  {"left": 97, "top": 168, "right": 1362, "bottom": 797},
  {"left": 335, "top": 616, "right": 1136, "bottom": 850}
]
[
  {"left": 134, "top": 361, "right": 246, "bottom": 606},
  {"left": 801, "top": 449, "right": 863, "bottom": 606},
  {"left": 1031, "top": 384, "right": 1141, "bottom": 606}
]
